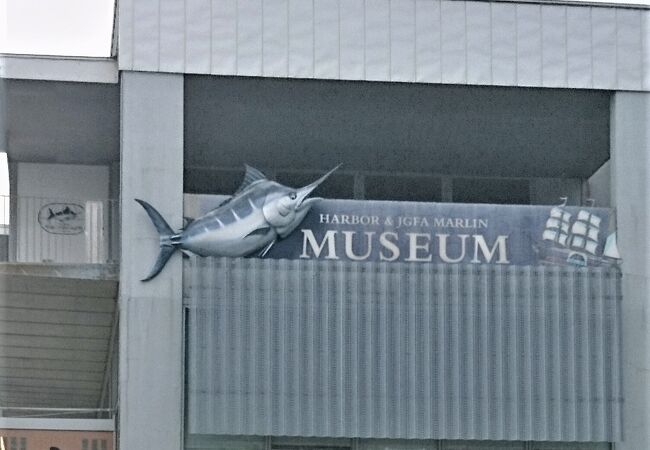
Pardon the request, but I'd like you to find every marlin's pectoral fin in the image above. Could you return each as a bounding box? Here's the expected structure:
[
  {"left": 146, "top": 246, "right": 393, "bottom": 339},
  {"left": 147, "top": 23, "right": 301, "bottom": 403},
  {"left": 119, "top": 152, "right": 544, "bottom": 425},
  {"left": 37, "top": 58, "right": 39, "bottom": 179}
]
[
  {"left": 245, "top": 226, "right": 271, "bottom": 238},
  {"left": 258, "top": 239, "right": 276, "bottom": 258}
]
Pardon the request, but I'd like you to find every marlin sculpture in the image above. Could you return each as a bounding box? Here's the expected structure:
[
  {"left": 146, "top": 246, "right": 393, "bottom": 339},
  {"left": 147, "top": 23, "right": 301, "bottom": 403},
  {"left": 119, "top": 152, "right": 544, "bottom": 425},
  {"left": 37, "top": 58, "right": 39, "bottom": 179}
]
[{"left": 136, "top": 165, "right": 339, "bottom": 281}]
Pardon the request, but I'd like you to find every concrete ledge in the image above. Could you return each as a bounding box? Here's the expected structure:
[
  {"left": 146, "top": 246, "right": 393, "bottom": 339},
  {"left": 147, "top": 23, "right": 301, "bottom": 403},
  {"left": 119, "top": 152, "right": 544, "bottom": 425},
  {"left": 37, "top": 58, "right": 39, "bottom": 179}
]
[
  {"left": 0, "top": 263, "right": 118, "bottom": 280},
  {"left": 0, "top": 54, "right": 118, "bottom": 84},
  {"left": 0, "top": 263, "right": 119, "bottom": 298}
]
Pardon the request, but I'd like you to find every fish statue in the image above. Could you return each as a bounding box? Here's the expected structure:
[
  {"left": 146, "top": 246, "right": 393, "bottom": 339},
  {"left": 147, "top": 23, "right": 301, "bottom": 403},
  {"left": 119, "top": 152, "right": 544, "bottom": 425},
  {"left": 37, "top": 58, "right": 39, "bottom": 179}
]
[{"left": 136, "top": 164, "right": 339, "bottom": 281}]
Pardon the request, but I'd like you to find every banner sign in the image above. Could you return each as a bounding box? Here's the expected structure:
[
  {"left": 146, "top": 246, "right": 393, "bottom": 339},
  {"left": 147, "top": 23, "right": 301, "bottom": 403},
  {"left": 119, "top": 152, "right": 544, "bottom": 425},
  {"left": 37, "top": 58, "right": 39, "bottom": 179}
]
[{"left": 185, "top": 195, "right": 620, "bottom": 267}]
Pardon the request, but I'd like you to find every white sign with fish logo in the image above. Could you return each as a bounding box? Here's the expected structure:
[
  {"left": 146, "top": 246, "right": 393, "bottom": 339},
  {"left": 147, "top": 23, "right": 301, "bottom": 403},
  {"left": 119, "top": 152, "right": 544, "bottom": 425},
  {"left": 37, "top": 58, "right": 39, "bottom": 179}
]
[{"left": 38, "top": 203, "right": 85, "bottom": 235}]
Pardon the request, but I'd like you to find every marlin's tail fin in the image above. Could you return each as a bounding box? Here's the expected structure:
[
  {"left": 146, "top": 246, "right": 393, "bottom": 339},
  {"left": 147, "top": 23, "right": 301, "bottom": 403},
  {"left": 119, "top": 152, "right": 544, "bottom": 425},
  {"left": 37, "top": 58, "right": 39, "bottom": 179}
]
[{"left": 135, "top": 199, "right": 178, "bottom": 282}]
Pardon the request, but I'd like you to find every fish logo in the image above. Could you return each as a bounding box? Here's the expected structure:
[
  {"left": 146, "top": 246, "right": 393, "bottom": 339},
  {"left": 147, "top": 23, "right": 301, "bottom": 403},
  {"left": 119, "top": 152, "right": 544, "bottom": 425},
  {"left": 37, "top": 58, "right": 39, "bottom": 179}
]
[
  {"left": 137, "top": 164, "right": 339, "bottom": 281},
  {"left": 38, "top": 203, "right": 85, "bottom": 235}
]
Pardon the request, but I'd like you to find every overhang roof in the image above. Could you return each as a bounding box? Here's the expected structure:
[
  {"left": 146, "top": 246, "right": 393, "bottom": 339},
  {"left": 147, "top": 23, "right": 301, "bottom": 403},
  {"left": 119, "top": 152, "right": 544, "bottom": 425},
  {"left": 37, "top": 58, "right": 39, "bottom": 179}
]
[{"left": 2, "top": 77, "right": 120, "bottom": 164}]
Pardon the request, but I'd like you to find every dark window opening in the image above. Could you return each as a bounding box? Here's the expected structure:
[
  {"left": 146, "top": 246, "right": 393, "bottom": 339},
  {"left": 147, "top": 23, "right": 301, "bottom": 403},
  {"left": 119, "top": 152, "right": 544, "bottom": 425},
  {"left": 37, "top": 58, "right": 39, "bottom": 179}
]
[
  {"left": 452, "top": 178, "right": 530, "bottom": 205},
  {"left": 364, "top": 175, "right": 441, "bottom": 202}
]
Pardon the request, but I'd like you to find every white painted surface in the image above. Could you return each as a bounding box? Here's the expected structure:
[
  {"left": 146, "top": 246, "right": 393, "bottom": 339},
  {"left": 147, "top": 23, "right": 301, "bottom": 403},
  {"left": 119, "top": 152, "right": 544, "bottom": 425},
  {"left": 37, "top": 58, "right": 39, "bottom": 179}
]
[
  {"left": 610, "top": 92, "right": 650, "bottom": 450},
  {"left": 119, "top": 0, "right": 649, "bottom": 91},
  {"left": 15, "top": 163, "right": 109, "bottom": 263},
  {"left": 119, "top": 72, "right": 184, "bottom": 450},
  {"left": 0, "top": 54, "right": 118, "bottom": 84}
]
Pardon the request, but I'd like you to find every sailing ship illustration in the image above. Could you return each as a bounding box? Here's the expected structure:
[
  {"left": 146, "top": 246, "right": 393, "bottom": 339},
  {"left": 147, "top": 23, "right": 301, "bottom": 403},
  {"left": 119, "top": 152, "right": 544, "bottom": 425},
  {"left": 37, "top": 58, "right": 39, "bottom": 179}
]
[{"left": 536, "top": 198, "right": 621, "bottom": 267}]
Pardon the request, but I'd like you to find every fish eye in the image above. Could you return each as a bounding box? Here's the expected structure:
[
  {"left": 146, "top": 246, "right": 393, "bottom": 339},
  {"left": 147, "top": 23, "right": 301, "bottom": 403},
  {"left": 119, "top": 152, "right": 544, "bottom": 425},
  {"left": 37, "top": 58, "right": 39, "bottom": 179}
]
[{"left": 289, "top": 192, "right": 297, "bottom": 200}]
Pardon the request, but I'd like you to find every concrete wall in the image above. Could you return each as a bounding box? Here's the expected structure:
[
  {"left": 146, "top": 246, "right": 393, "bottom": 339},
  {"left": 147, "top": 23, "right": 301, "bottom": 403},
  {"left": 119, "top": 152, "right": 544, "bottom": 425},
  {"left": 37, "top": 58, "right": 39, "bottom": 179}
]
[
  {"left": 119, "top": 0, "right": 648, "bottom": 92},
  {"left": 611, "top": 92, "right": 650, "bottom": 450}
]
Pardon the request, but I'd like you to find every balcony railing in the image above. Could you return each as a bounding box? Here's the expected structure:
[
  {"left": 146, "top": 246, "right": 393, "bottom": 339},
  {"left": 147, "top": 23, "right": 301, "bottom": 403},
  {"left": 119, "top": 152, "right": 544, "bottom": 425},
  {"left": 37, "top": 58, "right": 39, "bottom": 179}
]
[{"left": 0, "top": 195, "right": 119, "bottom": 264}]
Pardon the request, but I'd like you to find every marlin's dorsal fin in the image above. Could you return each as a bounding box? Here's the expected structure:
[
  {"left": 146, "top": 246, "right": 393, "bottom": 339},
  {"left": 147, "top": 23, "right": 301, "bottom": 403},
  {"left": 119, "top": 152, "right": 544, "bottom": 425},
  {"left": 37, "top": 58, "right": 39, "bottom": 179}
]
[{"left": 233, "top": 165, "right": 268, "bottom": 196}]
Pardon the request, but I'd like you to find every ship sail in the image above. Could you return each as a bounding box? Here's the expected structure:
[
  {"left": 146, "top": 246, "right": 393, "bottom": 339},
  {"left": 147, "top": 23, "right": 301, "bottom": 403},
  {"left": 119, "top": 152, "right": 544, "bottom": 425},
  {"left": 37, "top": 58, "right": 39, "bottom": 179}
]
[
  {"left": 539, "top": 199, "right": 619, "bottom": 267},
  {"left": 543, "top": 206, "right": 571, "bottom": 247},
  {"left": 603, "top": 232, "right": 621, "bottom": 260},
  {"left": 568, "top": 210, "right": 601, "bottom": 256}
]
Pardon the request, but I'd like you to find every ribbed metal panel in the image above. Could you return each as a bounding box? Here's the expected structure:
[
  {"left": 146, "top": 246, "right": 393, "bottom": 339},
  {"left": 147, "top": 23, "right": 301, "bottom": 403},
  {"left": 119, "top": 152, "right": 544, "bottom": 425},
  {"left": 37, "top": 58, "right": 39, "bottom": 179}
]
[
  {"left": 185, "top": 257, "right": 622, "bottom": 442},
  {"left": 120, "top": 0, "right": 649, "bottom": 92}
]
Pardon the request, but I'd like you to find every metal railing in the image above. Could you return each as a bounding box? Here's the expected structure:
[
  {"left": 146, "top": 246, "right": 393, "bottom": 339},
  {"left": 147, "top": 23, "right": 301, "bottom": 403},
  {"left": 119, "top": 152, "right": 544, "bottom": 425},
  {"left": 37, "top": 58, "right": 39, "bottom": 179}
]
[
  {"left": 0, "top": 195, "right": 119, "bottom": 264},
  {"left": 0, "top": 415, "right": 115, "bottom": 450}
]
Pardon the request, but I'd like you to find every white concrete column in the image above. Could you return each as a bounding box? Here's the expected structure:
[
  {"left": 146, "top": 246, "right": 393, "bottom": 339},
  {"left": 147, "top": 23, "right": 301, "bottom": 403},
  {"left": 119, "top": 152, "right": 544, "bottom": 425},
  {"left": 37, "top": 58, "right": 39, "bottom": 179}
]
[
  {"left": 1, "top": 80, "right": 16, "bottom": 261},
  {"left": 611, "top": 92, "right": 650, "bottom": 450},
  {"left": 119, "top": 72, "right": 184, "bottom": 450},
  {"left": 0, "top": 80, "right": 6, "bottom": 153}
]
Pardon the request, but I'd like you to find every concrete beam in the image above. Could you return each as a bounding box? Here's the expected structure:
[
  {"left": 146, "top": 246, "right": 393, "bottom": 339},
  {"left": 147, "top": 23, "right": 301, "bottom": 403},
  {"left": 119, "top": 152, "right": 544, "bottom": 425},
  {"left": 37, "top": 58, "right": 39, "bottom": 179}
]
[
  {"left": 119, "top": 72, "right": 184, "bottom": 450},
  {"left": 0, "top": 417, "right": 114, "bottom": 431}
]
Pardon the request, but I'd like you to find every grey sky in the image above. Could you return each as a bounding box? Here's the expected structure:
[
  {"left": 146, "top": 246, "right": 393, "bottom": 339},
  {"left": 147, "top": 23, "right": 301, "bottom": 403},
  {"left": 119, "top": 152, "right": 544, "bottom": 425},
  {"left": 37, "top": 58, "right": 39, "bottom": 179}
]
[{"left": 0, "top": 0, "right": 115, "bottom": 57}]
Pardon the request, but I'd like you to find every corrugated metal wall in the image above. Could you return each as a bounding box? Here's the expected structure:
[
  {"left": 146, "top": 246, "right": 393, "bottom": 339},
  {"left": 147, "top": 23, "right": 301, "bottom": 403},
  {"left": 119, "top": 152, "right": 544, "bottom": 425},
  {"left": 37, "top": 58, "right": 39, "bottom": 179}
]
[
  {"left": 120, "top": 0, "right": 649, "bottom": 91},
  {"left": 185, "top": 257, "right": 622, "bottom": 442}
]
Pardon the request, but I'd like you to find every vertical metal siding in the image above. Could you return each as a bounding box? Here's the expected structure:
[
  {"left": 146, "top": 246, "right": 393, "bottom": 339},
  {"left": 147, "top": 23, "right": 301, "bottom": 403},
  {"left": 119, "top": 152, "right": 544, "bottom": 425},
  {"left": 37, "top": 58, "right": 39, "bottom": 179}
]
[
  {"left": 119, "top": 0, "right": 649, "bottom": 91},
  {"left": 185, "top": 257, "right": 622, "bottom": 442}
]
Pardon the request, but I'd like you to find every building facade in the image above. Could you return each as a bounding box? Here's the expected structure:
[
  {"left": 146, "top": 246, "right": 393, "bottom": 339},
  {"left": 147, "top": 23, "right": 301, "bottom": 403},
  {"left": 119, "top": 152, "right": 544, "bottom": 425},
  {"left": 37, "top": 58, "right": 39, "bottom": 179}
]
[{"left": 2, "top": 1, "right": 650, "bottom": 449}]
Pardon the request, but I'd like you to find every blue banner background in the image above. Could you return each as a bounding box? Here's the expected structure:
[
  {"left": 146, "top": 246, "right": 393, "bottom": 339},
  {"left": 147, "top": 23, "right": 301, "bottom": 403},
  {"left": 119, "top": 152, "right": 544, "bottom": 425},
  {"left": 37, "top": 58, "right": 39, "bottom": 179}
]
[{"left": 184, "top": 195, "right": 617, "bottom": 266}]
